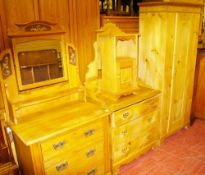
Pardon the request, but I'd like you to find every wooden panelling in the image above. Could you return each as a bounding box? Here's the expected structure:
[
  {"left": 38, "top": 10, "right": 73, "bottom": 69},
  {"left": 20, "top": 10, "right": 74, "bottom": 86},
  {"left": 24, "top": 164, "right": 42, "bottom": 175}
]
[
  {"left": 73, "top": 0, "right": 100, "bottom": 82},
  {"left": 0, "top": 0, "right": 7, "bottom": 50},
  {"left": 3, "top": 0, "right": 38, "bottom": 28},
  {"left": 0, "top": 17, "right": 4, "bottom": 52},
  {"left": 192, "top": 50, "right": 205, "bottom": 120},
  {"left": 38, "top": 0, "right": 69, "bottom": 31}
]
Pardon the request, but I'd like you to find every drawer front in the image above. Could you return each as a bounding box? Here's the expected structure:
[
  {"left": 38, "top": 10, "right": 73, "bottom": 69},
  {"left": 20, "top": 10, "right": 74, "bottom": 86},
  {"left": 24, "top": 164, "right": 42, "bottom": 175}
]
[
  {"left": 41, "top": 120, "right": 104, "bottom": 161},
  {"left": 45, "top": 160, "right": 104, "bottom": 175},
  {"left": 112, "top": 138, "right": 139, "bottom": 162},
  {"left": 111, "top": 96, "right": 159, "bottom": 127},
  {"left": 112, "top": 110, "right": 159, "bottom": 146},
  {"left": 44, "top": 140, "right": 105, "bottom": 175},
  {"left": 112, "top": 126, "right": 159, "bottom": 162}
]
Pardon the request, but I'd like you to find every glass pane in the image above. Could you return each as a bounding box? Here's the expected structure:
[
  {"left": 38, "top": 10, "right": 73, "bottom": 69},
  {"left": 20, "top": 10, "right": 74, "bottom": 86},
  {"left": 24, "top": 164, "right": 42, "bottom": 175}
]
[{"left": 18, "top": 49, "right": 63, "bottom": 85}]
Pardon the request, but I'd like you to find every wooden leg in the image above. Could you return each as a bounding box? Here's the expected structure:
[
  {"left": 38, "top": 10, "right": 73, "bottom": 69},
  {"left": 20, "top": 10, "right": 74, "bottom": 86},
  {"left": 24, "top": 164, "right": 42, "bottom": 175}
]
[
  {"left": 152, "top": 140, "right": 160, "bottom": 150},
  {"left": 112, "top": 166, "right": 120, "bottom": 175}
]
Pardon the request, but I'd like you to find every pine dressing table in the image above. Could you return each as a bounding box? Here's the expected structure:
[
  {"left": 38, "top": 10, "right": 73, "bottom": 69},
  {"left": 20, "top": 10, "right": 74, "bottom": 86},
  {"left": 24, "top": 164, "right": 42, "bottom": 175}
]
[{"left": 0, "top": 21, "right": 111, "bottom": 175}]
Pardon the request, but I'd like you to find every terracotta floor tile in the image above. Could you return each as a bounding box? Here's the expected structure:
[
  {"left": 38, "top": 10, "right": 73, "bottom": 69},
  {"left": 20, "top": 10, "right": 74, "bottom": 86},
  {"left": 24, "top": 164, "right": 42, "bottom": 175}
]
[{"left": 119, "top": 119, "right": 205, "bottom": 175}]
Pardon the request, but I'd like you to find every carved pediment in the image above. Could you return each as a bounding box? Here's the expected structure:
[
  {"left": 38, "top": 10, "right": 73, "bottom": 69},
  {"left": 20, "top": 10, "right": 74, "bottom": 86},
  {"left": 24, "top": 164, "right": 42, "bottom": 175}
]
[{"left": 8, "top": 21, "right": 65, "bottom": 37}]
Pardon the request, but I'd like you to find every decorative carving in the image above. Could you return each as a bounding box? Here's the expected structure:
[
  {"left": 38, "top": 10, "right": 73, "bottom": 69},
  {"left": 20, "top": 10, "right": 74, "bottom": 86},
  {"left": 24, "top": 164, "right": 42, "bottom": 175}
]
[
  {"left": 68, "top": 46, "right": 76, "bottom": 65},
  {"left": 8, "top": 21, "right": 65, "bottom": 37},
  {"left": 1, "top": 54, "right": 11, "bottom": 79},
  {"left": 25, "top": 23, "right": 51, "bottom": 32}
]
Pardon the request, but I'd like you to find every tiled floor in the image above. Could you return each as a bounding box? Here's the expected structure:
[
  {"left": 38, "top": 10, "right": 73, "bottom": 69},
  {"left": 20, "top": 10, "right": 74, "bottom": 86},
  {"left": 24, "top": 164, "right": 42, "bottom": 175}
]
[{"left": 119, "top": 119, "right": 205, "bottom": 175}]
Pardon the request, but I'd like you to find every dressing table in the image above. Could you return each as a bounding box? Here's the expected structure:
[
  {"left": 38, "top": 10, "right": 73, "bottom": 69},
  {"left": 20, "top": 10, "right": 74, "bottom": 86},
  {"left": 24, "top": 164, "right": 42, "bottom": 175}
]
[{"left": 0, "top": 21, "right": 111, "bottom": 175}]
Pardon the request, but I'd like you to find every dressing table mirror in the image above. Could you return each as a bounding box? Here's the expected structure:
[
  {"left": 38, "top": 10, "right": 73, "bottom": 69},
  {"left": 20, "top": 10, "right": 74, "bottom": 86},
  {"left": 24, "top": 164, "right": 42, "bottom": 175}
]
[{"left": 0, "top": 21, "right": 81, "bottom": 124}]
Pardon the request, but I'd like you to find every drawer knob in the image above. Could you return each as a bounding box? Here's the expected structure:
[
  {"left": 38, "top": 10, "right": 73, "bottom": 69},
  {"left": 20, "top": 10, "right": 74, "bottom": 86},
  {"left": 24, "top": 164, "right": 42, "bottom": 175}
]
[
  {"left": 121, "top": 129, "right": 128, "bottom": 136},
  {"left": 87, "top": 168, "right": 97, "bottom": 175},
  {"left": 86, "top": 149, "right": 96, "bottom": 157},
  {"left": 56, "top": 161, "right": 68, "bottom": 172},
  {"left": 121, "top": 147, "right": 128, "bottom": 153},
  {"left": 53, "top": 141, "right": 65, "bottom": 150},
  {"left": 122, "top": 112, "right": 129, "bottom": 119},
  {"left": 84, "top": 129, "right": 95, "bottom": 137}
]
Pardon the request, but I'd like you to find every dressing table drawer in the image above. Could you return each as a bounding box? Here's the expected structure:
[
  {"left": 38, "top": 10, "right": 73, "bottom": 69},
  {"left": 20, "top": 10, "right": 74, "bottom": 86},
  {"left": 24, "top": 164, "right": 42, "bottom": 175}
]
[
  {"left": 111, "top": 96, "right": 159, "bottom": 127},
  {"left": 44, "top": 139, "right": 105, "bottom": 175},
  {"left": 41, "top": 120, "right": 104, "bottom": 161}
]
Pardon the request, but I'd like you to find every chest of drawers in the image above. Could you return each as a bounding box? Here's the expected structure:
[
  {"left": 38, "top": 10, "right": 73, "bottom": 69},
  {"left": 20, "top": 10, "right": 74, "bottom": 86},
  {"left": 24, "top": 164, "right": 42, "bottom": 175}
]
[
  {"left": 110, "top": 95, "right": 160, "bottom": 172},
  {"left": 11, "top": 102, "right": 111, "bottom": 175},
  {"left": 87, "top": 86, "right": 160, "bottom": 174}
]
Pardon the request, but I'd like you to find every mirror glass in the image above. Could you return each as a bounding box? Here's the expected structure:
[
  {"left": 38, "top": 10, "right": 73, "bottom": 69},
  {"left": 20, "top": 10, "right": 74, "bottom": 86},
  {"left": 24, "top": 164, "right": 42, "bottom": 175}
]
[{"left": 15, "top": 40, "right": 65, "bottom": 89}]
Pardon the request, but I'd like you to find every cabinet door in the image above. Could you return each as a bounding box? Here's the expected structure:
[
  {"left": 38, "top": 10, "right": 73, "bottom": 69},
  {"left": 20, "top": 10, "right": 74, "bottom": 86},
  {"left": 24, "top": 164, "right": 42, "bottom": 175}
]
[
  {"left": 139, "top": 12, "right": 166, "bottom": 90},
  {"left": 139, "top": 12, "right": 168, "bottom": 137},
  {"left": 167, "top": 13, "right": 199, "bottom": 134}
]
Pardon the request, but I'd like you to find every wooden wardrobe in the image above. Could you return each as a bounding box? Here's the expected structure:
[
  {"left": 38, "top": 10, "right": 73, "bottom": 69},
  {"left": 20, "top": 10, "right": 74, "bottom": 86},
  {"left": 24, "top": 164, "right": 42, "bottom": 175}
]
[{"left": 138, "top": 1, "right": 202, "bottom": 139}]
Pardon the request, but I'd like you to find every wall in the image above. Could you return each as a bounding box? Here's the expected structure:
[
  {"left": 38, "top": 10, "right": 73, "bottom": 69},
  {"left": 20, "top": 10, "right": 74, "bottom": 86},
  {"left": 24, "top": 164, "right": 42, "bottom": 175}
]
[{"left": 0, "top": 0, "right": 100, "bottom": 82}]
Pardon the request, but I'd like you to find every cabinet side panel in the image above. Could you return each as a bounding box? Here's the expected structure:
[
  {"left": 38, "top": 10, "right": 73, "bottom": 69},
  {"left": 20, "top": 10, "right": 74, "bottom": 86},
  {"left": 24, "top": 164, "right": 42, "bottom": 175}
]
[
  {"left": 13, "top": 134, "right": 44, "bottom": 175},
  {"left": 182, "top": 13, "right": 200, "bottom": 126},
  {"left": 139, "top": 11, "right": 167, "bottom": 139}
]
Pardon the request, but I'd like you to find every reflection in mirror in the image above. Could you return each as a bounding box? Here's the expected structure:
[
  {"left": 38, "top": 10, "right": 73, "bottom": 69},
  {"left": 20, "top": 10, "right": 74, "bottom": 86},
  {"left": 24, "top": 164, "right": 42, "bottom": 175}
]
[
  {"left": 18, "top": 49, "right": 63, "bottom": 85},
  {"left": 15, "top": 40, "right": 64, "bottom": 88}
]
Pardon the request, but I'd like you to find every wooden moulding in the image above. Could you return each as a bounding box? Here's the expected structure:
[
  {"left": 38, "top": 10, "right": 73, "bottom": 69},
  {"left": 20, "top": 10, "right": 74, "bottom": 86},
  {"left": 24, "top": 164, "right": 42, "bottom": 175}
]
[
  {"left": 100, "top": 16, "right": 139, "bottom": 33},
  {"left": 139, "top": 1, "right": 203, "bottom": 14},
  {"left": 7, "top": 21, "right": 66, "bottom": 38},
  {"left": 0, "top": 162, "right": 18, "bottom": 175},
  {"left": 140, "top": 0, "right": 203, "bottom": 6}
]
